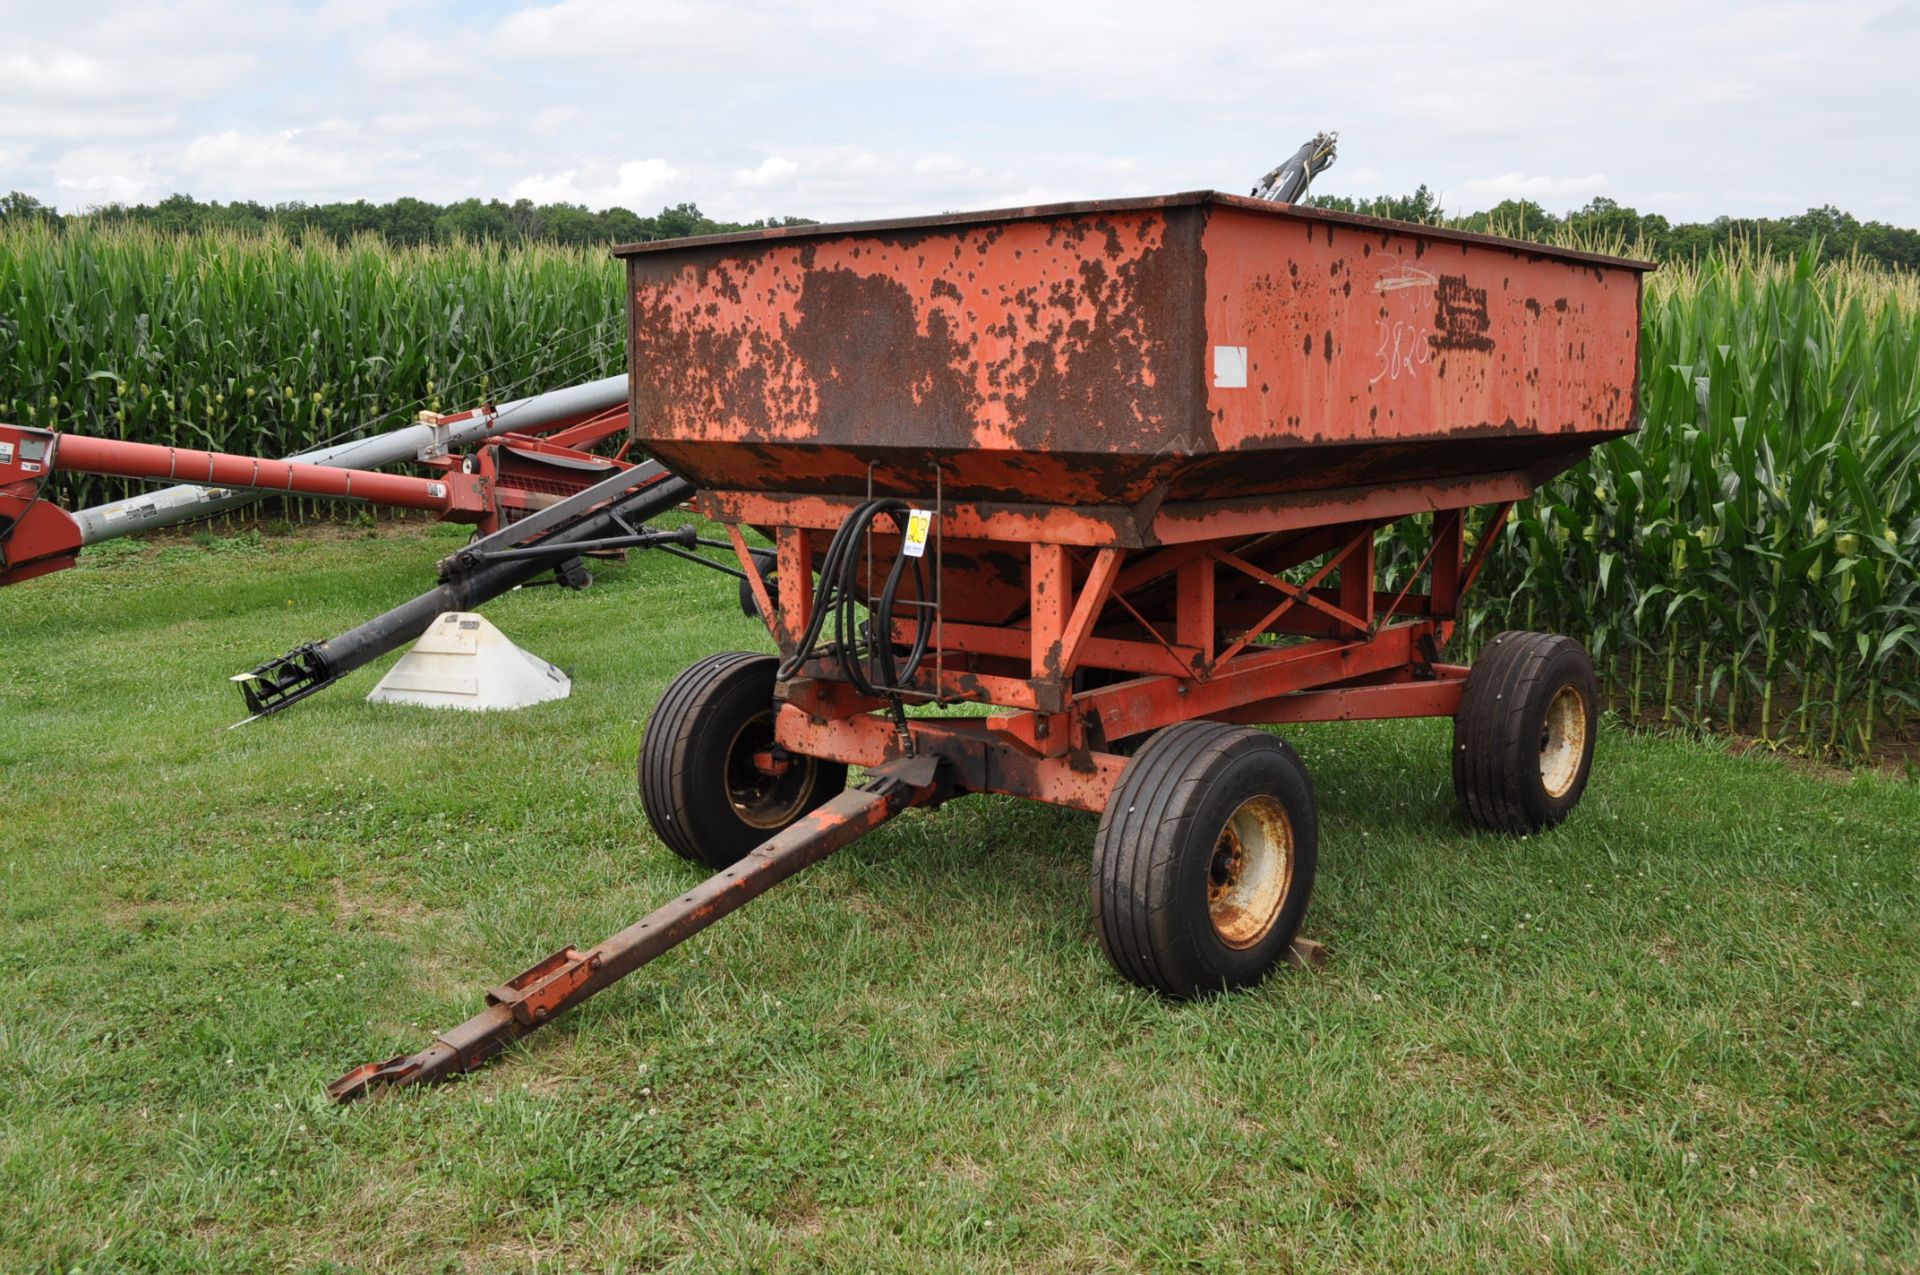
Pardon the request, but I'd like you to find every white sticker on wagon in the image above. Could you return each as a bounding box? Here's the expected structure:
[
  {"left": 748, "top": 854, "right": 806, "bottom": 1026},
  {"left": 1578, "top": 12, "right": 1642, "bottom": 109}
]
[
  {"left": 1213, "top": 345, "right": 1248, "bottom": 389},
  {"left": 902, "top": 508, "right": 932, "bottom": 558},
  {"left": 0, "top": 441, "right": 13, "bottom": 466}
]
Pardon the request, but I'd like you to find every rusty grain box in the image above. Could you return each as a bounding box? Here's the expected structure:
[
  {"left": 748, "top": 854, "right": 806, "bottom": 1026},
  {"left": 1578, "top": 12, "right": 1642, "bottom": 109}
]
[{"left": 616, "top": 192, "right": 1646, "bottom": 509}]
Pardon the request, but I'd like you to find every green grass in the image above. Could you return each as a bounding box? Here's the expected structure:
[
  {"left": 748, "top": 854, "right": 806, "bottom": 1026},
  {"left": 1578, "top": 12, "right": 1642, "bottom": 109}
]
[{"left": 1, "top": 526, "right": 1917, "bottom": 1272}]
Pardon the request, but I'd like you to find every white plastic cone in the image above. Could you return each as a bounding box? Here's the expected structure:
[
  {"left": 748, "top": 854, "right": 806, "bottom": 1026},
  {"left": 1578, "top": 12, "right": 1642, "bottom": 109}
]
[{"left": 367, "top": 612, "right": 570, "bottom": 711}]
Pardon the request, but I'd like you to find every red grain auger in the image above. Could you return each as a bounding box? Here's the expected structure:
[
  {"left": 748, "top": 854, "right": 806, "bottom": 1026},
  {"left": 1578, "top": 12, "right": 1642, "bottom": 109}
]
[{"left": 331, "top": 190, "right": 1647, "bottom": 1100}]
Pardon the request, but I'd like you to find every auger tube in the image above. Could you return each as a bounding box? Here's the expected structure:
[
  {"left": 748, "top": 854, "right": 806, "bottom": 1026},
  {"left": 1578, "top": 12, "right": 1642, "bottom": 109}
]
[{"left": 72, "top": 374, "right": 629, "bottom": 544}]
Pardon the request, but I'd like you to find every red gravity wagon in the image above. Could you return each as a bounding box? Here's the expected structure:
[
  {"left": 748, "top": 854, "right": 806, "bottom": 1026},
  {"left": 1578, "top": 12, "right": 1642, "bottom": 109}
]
[{"left": 333, "top": 192, "right": 1646, "bottom": 1100}]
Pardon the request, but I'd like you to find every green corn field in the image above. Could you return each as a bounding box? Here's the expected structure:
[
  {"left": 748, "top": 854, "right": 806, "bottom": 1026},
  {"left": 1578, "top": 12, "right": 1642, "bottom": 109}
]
[
  {"left": 1450, "top": 246, "right": 1920, "bottom": 760},
  {"left": 1, "top": 221, "right": 1915, "bottom": 761},
  {"left": 0, "top": 220, "right": 625, "bottom": 512}
]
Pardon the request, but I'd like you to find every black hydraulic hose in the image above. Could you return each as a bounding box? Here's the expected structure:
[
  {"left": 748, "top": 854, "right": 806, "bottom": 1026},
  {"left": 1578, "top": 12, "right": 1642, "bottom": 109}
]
[
  {"left": 777, "top": 498, "right": 931, "bottom": 697},
  {"left": 867, "top": 530, "right": 929, "bottom": 695},
  {"left": 778, "top": 496, "right": 887, "bottom": 680}
]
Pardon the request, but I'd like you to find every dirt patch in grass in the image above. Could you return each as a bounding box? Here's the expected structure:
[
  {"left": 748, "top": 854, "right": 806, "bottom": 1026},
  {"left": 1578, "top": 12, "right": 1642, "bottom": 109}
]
[
  {"left": 325, "top": 877, "right": 430, "bottom": 930},
  {"left": 97, "top": 896, "right": 212, "bottom": 930}
]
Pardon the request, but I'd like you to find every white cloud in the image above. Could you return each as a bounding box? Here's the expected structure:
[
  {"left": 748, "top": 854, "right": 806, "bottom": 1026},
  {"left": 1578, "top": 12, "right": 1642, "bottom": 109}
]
[
  {"left": 912, "top": 154, "right": 967, "bottom": 177},
  {"left": 972, "top": 185, "right": 1093, "bottom": 209},
  {"left": 0, "top": 50, "right": 117, "bottom": 96},
  {"left": 179, "top": 128, "right": 367, "bottom": 194},
  {"left": 3, "top": 111, "right": 180, "bottom": 143},
  {"left": 491, "top": 0, "right": 763, "bottom": 62},
  {"left": 509, "top": 158, "right": 684, "bottom": 209},
  {"left": 52, "top": 148, "right": 165, "bottom": 206},
  {"left": 354, "top": 34, "right": 465, "bottom": 80},
  {"left": 369, "top": 104, "right": 500, "bottom": 138},
  {"left": 529, "top": 107, "right": 582, "bottom": 134},
  {"left": 732, "top": 156, "right": 800, "bottom": 189},
  {"left": 0, "top": 1, "right": 1914, "bottom": 224}
]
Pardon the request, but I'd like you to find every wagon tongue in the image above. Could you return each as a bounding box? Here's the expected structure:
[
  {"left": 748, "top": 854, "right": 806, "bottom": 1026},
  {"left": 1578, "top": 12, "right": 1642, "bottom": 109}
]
[{"left": 327, "top": 753, "right": 943, "bottom": 1103}]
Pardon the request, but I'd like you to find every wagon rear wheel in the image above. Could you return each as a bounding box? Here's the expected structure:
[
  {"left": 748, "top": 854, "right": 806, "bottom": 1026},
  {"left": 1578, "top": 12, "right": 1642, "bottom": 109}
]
[
  {"left": 640, "top": 652, "right": 847, "bottom": 869},
  {"left": 1452, "top": 630, "right": 1598, "bottom": 835},
  {"left": 1091, "top": 721, "right": 1319, "bottom": 998}
]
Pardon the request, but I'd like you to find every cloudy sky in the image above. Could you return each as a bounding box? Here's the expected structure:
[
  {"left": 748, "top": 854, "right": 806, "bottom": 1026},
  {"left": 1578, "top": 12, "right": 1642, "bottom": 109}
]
[{"left": 3, "top": 0, "right": 1916, "bottom": 224}]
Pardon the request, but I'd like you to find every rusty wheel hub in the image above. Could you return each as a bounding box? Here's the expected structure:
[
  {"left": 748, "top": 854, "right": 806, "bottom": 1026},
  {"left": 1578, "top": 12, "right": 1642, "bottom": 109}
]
[
  {"left": 1539, "top": 685, "right": 1588, "bottom": 799},
  {"left": 1207, "top": 793, "right": 1295, "bottom": 949},
  {"left": 726, "top": 710, "right": 817, "bottom": 829}
]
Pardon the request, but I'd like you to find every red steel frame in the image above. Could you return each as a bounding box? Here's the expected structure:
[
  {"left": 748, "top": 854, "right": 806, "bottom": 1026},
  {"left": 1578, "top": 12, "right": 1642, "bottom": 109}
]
[
  {"left": 412, "top": 405, "right": 635, "bottom": 531},
  {"left": 717, "top": 482, "right": 1515, "bottom": 816},
  {"left": 317, "top": 194, "right": 1648, "bottom": 1102}
]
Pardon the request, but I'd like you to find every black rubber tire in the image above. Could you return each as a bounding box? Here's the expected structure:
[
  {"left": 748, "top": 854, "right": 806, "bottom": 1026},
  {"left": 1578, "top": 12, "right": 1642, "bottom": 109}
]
[
  {"left": 738, "top": 551, "right": 777, "bottom": 618},
  {"left": 640, "top": 652, "right": 847, "bottom": 869},
  {"left": 1452, "top": 630, "right": 1599, "bottom": 835},
  {"left": 1091, "top": 721, "right": 1319, "bottom": 999}
]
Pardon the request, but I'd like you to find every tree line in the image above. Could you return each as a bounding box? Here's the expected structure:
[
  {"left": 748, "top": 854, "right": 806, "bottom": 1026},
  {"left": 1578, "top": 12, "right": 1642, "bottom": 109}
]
[
  {"left": 2, "top": 186, "right": 1916, "bottom": 270},
  {"left": 0, "top": 190, "right": 813, "bottom": 246},
  {"left": 1308, "top": 186, "right": 1920, "bottom": 271}
]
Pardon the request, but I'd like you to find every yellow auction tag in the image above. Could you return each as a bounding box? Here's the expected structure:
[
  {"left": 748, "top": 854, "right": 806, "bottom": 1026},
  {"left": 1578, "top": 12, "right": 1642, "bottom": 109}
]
[{"left": 902, "top": 508, "right": 932, "bottom": 558}]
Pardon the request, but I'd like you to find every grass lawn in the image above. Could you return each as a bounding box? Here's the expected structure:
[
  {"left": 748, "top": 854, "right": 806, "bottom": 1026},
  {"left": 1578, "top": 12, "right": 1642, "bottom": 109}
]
[{"left": 2, "top": 521, "right": 1916, "bottom": 1273}]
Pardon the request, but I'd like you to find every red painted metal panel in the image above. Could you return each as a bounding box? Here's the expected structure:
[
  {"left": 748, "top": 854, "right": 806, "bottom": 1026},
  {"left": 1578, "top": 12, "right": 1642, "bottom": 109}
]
[
  {"left": 627, "top": 203, "right": 1204, "bottom": 505},
  {"left": 1217, "top": 674, "right": 1467, "bottom": 725},
  {"left": 622, "top": 196, "right": 1641, "bottom": 822},
  {"left": 1198, "top": 201, "right": 1640, "bottom": 457}
]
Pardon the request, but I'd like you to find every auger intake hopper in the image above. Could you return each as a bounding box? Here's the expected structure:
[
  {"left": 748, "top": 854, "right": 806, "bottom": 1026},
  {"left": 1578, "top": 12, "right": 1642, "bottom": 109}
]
[{"left": 618, "top": 191, "right": 1643, "bottom": 518}]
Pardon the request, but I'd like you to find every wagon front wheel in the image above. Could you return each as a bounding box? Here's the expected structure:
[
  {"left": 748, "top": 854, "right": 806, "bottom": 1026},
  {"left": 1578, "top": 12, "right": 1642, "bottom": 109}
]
[
  {"left": 640, "top": 652, "right": 847, "bottom": 869},
  {"left": 1091, "top": 722, "right": 1319, "bottom": 998},
  {"left": 1452, "top": 630, "right": 1598, "bottom": 835}
]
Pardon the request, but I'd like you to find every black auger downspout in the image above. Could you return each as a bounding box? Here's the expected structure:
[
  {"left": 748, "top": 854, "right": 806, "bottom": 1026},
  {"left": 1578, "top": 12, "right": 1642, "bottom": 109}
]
[{"left": 233, "top": 461, "right": 695, "bottom": 720}]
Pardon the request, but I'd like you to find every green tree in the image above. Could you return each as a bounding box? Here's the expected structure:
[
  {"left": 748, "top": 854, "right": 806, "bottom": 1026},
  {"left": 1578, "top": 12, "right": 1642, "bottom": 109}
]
[{"left": 0, "top": 191, "right": 60, "bottom": 224}]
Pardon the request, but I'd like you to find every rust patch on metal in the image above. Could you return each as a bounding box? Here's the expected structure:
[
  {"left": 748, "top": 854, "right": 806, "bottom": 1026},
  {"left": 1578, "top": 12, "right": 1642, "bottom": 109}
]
[
  {"left": 1429, "top": 275, "right": 1496, "bottom": 353},
  {"left": 627, "top": 207, "right": 1207, "bottom": 502}
]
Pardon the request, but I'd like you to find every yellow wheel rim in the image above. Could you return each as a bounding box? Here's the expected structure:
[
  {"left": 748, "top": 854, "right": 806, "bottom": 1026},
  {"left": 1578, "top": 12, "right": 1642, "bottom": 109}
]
[
  {"left": 1539, "top": 685, "right": 1588, "bottom": 799},
  {"left": 1207, "top": 794, "right": 1295, "bottom": 948}
]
